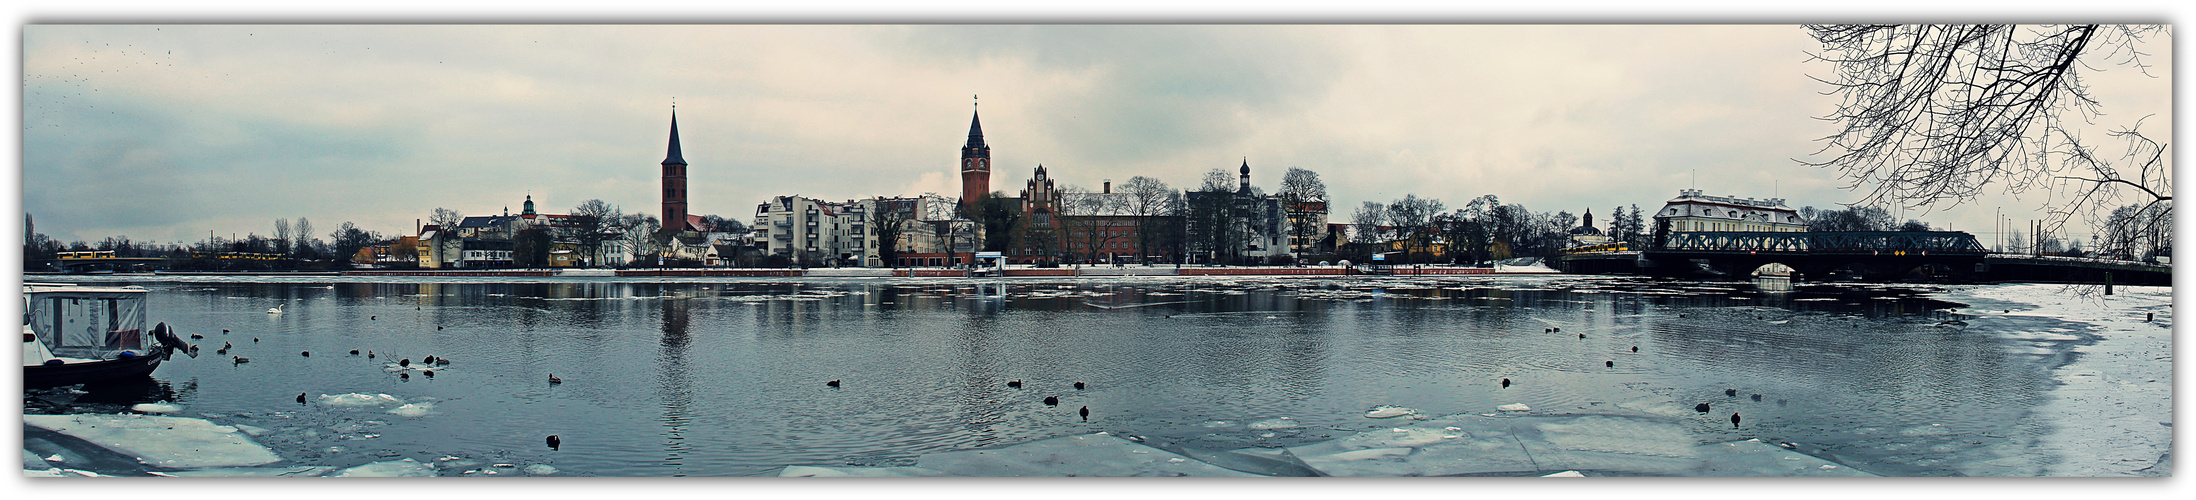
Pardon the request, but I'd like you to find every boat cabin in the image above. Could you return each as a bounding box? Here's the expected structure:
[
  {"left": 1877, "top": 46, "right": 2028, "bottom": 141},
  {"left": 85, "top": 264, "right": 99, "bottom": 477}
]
[{"left": 24, "top": 284, "right": 154, "bottom": 362}]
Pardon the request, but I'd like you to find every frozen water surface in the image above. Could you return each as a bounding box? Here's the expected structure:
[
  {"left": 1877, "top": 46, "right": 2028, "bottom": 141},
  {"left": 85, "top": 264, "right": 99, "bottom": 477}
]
[{"left": 19, "top": 276, "right": 2168, "bottom": 476}]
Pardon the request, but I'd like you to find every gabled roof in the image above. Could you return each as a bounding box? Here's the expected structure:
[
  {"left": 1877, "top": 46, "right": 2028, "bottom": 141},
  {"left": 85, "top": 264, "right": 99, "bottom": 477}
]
[{"left": 457, "top": 216, "right": 516, "bottom": 229}]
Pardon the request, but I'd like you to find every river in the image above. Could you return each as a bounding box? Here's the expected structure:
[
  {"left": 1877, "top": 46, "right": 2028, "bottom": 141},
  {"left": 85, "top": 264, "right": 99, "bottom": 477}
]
[{"left": 18, "top": 275, "right": 2166, "bottom": 477}]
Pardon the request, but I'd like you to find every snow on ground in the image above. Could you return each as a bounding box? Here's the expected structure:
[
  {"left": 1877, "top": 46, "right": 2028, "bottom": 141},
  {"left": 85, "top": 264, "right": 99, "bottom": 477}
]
[{"left": 1938, "top": 284, "right": 2173, "bottom": 477}]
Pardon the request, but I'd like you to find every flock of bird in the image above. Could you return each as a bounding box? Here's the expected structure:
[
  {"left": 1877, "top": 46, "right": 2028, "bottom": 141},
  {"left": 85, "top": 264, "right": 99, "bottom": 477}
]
[
  {"left": 828, "top": 377, "right": 1095, "bottom": 422},
  {"left": 1529, "top": 323, "right": 1764, "bottom": 429}
]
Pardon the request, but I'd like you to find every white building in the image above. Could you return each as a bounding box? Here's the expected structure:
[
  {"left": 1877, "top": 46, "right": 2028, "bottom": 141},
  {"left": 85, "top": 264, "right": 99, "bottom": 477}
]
[
  {"left": 1652, "top": 189, "right": 1808, "bottom": 234},
  {"left": 753, "top": 195, "right": 877, "bottom": 267}
]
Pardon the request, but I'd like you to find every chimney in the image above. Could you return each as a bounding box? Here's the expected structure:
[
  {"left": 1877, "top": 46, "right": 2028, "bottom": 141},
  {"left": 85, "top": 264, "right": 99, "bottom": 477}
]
[
  {"left": 416, "top": 219, "right": 422, "bottom": 235},
  {"left": 1104, "top": 179, "right": 1112, "bottom": 194}
]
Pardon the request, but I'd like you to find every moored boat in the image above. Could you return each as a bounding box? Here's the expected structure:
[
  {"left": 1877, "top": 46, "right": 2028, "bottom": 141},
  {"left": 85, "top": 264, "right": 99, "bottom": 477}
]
[{"left": 23, "top": 284, "right": 189, "bottom": 388}]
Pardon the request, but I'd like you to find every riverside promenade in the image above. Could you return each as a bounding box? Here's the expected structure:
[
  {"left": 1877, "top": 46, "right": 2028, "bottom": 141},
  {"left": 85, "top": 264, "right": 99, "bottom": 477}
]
[{"left": 335, "top": 264, "right": 1555, "bottom": 278}]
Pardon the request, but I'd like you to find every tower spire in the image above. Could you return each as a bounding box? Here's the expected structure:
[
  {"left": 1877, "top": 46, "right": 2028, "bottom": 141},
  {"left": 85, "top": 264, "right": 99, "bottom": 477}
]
[
  {"left": 966, "top": 104, "right": 987, "bottom": 149},
  {"left": 663, "top": 107, "right": 686, "bottom": 166}
]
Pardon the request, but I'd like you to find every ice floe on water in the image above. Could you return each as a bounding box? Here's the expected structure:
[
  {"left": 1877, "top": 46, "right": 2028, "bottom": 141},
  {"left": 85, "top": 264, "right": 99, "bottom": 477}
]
[
  {"left": 387, "top": 402, "right": 437, "bottom": 418},
  {"left": 787, "top": 413, "right": 1879, "bottom": 477},
  {"left": 23, "top": 414, "right": 282, "bottom": 469},
  {"left": 332, "top": 458, "right": 435, "bottom": 477},
  {"left": 317, "top": 393, "right": 403, "bottom": 407},
  {"left": 1364, "top": 405, "right": 1419, "bottom": 419},
  {"left": 129, "top": 402, "right": 183, "bottom": 414}
]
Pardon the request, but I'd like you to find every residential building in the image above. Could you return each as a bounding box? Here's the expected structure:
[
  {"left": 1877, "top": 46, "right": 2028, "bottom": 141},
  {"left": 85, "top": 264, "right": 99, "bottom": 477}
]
[{"left": 752, "top": 195, "right": 877, "bottom": 267}]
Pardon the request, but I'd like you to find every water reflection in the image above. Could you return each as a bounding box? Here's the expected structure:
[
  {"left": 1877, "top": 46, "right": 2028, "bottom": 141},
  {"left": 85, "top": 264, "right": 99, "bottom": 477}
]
[
  {"left": 658, "top": 296, "right": 693, "bottom": 475},
  {"left": 24, "top": 276, "right": 2076, "bottom": 476}
]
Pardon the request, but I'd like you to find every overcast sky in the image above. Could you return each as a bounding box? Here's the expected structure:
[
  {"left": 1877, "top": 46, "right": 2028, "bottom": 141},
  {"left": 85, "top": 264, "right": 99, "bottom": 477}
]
[{"left": 17, "top": 22, "right": 2173, "bottom": 247}]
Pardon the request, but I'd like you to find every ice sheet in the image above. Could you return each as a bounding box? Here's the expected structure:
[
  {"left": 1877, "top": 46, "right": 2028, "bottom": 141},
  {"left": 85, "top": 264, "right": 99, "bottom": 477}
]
[
  {"left": 779, "top": 465, "right": 957, "bottom": 477},
  {"left": 332, "top": 458, "right": 436, "bottom": 477},
  {"left": 1287, "top": 414, "right": 1872, "bottom": 477},
  {"left": 914, "top": 433, "right": 1262, "bottom": 477},
  {"left": 22, "top": 414, "right": 282, "bottom": 469}
]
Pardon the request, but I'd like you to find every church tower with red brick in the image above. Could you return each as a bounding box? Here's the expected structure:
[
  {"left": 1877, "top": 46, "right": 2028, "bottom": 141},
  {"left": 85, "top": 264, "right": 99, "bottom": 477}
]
[
  {"left": 660, "top": 109, "right": 690, "bottom": 234},
  {"left": 959, "top": 102, "right": 991, "bottom": 216}
]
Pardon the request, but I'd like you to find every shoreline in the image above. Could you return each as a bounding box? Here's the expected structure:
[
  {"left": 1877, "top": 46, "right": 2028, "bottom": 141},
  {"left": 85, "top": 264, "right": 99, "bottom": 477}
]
[{"left": 1934, "top": 284, "right": 2174, "bottom": 477}]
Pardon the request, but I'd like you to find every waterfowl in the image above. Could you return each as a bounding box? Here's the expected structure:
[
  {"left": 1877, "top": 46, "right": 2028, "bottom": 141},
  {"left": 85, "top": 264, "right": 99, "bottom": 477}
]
[
  {"left": 1080, "top": 406, "right": 1090, "bottom": 420},
  {"left": 296, "top": 392, "right": 307, "bottom": 404},
  {"left": 1725, "top": 388, "right": 1737, "bottom": 397},
  {"left": 1074, "top": 382, "right": 1086, "bottom": 390},
  {"left": 1007, "top": 380, "right": 1022, "bottom": 388},
  {"left": 1605, "top": 360, "right": 1614, "bottom": 368},
  {"left": 547, "top": 435, "right": 561, "bottom": 450},
  {"left": 1731, "top": 413, "right": 1742, "bottom": 428},
  {"left": 1694, "top": 403, "right": 1710, "bottom": 413},
  {"left": 1043, "top": 396, "right": 1059, "bottom": 406},
  {"left": 234, "top": 356, "right": 250, "bottom": 364},
  {"left": 1631, "top": 346, "right": 1638, "bottom": 352},
  {"left": 1751, "top": 394, "right": 1763, "bottom": 402},
  {"left": 826, "top": 380, "right": 840, "bottom": 388},
  {"left": 549, "top": 374, "right": 562, "bottom": 385},
  {"left": 1501, "top": 378, "right": 1511, "bottom": 389},
  {"left": 399, "top": 358, "right": 411, "bottom": 367},
  {"left": 300, "top": 351, "right": 310, "bottom": 357},
  {"left": 350, "top": 349, "right": 360, "bottom": 355},
  {"left": 190, "top": 333, "right": 204, "bottom": 340},
  {"left": 267, "top": 304, "right": 283, "bottom": 314},
  {"left": 423, "top": 355, "right": 438, "bottom": 365}
]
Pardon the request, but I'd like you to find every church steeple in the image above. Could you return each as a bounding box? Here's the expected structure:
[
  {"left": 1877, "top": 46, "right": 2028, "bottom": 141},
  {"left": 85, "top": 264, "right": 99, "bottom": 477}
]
[
  {"left": 659, "top": 107, "right": 690, "bottom": 234},
  {"left": 959, "top": 96, "right": 993, "bottom": 215},
  {"left": 965, "top": 109, "right": 988, "bottom": 151},
  {"left": 663, "top": 110, "right": 686, "bottom": 166}
]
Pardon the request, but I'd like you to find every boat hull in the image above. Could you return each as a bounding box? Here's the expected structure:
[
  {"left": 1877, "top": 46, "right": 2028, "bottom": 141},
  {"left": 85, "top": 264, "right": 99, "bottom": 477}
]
[{"left": 25, "top": 352, "right": 166, "bottom": 388}]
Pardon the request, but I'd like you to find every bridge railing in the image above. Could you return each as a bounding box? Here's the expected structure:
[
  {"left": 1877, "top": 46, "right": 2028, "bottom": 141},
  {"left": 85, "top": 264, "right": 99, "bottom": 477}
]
[{"left": 1655, "top": 231, "right": 1988, "bottom": 255}]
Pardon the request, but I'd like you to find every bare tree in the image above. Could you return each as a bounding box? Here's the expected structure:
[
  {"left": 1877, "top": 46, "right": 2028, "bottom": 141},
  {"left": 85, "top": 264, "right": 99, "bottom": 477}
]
[
  {"left": 1350, "top": 201, "right": 1387, "bottom": 253},
  {"left": 1386, "top": 195, "right": 1444, "bottom": 263},
  {"left": 621, "top": 214, "right": 661, "bottom": 266},
  {"left": 1199, "top": 168, "right": 1235, "bottom": 193},
  {"left": 272, "top": 218, "right": 292, "bottom": 254},
  {"left": 1120, "top": 176, "right": 1179, "bottom": 265},
  {"left": 568, "top": 200, "right": 622, "bottom": 267},
  {"left": 1279, "top": 167, "right": 1327, "bottom": 255},
  {"left": 1804, "top": 24, "right": 2170, "bottom": 233},
  {"left": 2095, "top": 202, "right": 2172, "bottom": 261},
  {"left": 292, "top": 217, "right": 315, "bottom": 257},
  {"left": 430, "top": 207, "right": 464, "bottom": 231}
]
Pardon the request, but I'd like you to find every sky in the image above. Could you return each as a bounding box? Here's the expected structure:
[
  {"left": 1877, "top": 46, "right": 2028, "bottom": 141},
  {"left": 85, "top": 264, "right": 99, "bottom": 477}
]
[{"left": 12, "top": 10, "right": 2177, "bottom": 253}]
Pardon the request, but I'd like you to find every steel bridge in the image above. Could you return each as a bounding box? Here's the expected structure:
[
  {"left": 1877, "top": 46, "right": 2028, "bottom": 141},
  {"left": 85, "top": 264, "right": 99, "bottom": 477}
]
[
  {"left": 1562, "top": 231, "right": 1996, "bottom": 281},
  {"left": 1654, "top": 231, "right": 1989, "bottom": 256},
  {"left": 1558, "top": 231, "right": 2167, "bottom": 283}
]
